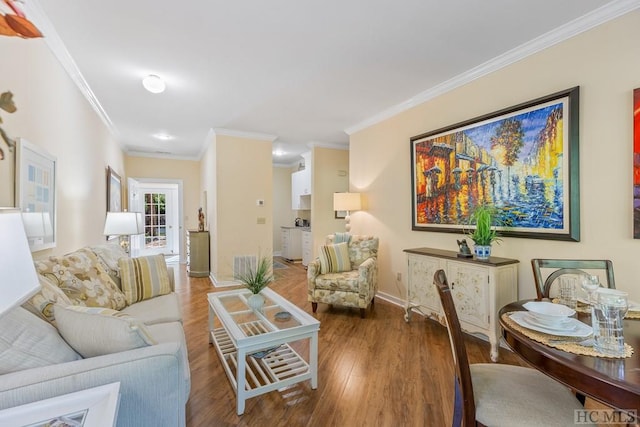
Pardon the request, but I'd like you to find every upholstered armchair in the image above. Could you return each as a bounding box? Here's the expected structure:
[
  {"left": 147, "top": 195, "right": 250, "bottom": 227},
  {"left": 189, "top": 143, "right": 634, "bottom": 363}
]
[{"left": 307, "top": 234, "right": 379, "bottom": 318}]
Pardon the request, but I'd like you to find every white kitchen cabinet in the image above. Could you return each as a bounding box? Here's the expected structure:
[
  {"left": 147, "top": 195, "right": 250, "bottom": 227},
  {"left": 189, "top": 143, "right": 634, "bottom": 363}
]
[
  {"left": 291, "top": 152, "right": 312, "bottom": 210},
  {"left": 404, "top": 247, "right": 518, "bottom": 362},
  {"left": 291, "top": 170, "right": 311, "bottom": 210},
  {"left": 301, "top": 231, "right": 312, "bottom": 267},
  {"left": 281, "top": 227, "right": 302, "bottom": 261}
]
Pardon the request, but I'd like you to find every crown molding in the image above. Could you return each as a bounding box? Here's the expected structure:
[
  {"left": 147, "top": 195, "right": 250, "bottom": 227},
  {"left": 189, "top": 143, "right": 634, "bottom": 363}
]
[
  {"left": 25, "top": 1, "right": 120, "bottom": 140},
  {"left": 308, "top": 141, "right": 349, "bottom": 150},
  {"left": 212, "top": 128, "right": 278, "bottom": 142},
  {"left": 125, "top": 150, "right": 201, "bottom": 161},
  {"left": 344, "top": 0, "right": 640, "bottom": 136}
]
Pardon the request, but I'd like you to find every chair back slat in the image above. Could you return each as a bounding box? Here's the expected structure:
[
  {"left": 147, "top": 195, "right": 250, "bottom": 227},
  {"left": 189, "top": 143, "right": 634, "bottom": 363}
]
[
  {"left": 433, "top": 269, "right": 476, "bottom": 427},
  {"left": 531, "top": 259, "right": 615, "bottom": 300}
]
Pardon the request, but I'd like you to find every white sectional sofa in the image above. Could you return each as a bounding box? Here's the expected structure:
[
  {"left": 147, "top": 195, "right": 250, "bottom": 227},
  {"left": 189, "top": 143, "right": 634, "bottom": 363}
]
[{"left": 0, "top": 242, "right": 190, "bottom": 427}]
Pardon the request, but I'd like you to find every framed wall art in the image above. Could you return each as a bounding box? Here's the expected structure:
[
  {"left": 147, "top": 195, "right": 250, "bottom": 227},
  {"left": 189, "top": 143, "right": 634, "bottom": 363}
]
[
  {"left": 411, "top": 87, "right": 580, "bottom": 241},
  {"left": 633, "top": 88, "right": 640, "bottom": 238},
  {"left": 106, "top": 166, "right": 122, "bottom": 213},
  {"left": 16, "top": 138, "right": 56, "bottom": 251}
]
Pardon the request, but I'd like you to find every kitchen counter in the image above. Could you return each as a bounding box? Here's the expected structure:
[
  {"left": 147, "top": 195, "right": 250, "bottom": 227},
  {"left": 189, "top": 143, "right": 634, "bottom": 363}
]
[{"left": 281, "top": 226, "right": 311, "bottom": 231}]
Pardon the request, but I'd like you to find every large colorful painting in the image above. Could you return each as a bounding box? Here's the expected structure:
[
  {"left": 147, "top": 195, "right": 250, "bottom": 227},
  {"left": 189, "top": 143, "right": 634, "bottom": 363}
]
[
  {"left": 411, "top": 87, "right": 580, "bottom": 241},
  {"left": 634, "top": 88, "right": 640, "bottom": 238}
]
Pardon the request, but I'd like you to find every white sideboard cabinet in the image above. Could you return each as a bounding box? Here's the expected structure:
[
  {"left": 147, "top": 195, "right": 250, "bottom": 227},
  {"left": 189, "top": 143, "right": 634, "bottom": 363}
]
[{"left": 404, "top": 247, "right": 519, "bottom": 362}]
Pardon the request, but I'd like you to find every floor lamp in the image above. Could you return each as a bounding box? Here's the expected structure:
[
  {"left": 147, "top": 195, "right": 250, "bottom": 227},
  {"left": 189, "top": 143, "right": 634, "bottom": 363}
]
[{"left": 333, "top": 192, "right": 361, "bottom": 232}]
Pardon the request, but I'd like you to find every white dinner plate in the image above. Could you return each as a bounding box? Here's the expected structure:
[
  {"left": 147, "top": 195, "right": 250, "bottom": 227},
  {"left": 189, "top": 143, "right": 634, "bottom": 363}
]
[
  {"left": 510, "top": 312, "right": 593, "bottom": 337},
  {"left": 523, "top": 313, "right": 575, "bottom": 332}
]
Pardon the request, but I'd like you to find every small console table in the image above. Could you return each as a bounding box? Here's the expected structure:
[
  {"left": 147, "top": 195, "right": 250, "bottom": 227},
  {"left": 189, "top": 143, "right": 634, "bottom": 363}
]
[{"left": 404, "top": 247, "right": 519, "bottom": 362}]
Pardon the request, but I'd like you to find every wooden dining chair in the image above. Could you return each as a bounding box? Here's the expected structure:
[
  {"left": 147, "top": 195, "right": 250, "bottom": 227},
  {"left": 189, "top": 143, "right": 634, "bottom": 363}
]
[
  {"left": 531, "top": 259, "right": 615, "bottom": 300},
  {"left": 433, "top": 269, "right": 591, "bottom": 427}
]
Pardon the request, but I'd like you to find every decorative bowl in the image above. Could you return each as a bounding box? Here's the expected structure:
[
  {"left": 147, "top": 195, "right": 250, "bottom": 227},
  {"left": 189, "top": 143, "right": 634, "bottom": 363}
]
[{"left": 523, "top": 301, "right": 575, "bottom": 326}]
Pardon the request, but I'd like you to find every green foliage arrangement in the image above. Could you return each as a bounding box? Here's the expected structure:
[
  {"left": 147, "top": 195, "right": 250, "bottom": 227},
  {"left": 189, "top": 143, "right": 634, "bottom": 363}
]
[
  {"left": 468, "top": 203, "right": 502, "bottom": 246},
  {"left": 237, "top": 255, "right": 274, "bottom": 294}
]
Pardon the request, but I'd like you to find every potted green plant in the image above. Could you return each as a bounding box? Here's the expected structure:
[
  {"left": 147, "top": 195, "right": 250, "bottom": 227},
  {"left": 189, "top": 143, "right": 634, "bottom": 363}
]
[
  {"left": 237, "top": 255, "right": 274, "bottom": 311},
  {"left": 467, "top": 203, "right": 502, "bottom": 260}
]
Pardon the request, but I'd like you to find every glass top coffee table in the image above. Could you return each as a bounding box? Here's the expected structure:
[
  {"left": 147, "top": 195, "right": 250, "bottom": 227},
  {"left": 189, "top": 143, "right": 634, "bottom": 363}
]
[{"left": 208, "top": 287, "right": 320, "bottom": 415}]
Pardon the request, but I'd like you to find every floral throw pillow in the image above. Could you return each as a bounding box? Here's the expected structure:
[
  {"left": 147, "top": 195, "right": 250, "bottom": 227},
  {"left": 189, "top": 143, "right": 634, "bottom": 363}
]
[
  {"left": 35, "top": 249, "right": 126, "bottom": 310},
  {"left": 22, "top": 275, "right": 72, "bottom": 325}
]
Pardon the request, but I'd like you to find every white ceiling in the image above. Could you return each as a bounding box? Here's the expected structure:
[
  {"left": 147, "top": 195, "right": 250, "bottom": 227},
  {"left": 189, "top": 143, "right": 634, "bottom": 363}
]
[{"left": 27, "top": 0, "right": 636, "bottom": 165}]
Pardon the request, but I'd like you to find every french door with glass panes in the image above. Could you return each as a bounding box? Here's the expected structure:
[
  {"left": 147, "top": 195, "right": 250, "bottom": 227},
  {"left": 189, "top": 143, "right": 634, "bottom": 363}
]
[{"left": 142, "top": 190, "right": 175, "bottom": 256}]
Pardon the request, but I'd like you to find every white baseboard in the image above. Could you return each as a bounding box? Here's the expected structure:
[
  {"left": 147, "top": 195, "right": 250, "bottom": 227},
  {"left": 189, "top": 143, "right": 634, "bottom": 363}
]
[{"left": 210, "top": 273, "right": 241, "bottom": 288}]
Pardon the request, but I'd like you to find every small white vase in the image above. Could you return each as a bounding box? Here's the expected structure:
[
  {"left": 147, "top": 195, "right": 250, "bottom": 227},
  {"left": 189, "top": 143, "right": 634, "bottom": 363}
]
[
  {"left": 474, "top": 245, "right": 492, "bottom": 260},
  {"left": 247, "top": 293, "right": 265, "bottom": 312}
]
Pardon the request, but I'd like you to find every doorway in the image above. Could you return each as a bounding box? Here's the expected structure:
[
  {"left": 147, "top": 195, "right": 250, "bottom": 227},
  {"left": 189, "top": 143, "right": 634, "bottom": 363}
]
[{"left": 128, "top": 178, "right": 183, "bottom": 261}]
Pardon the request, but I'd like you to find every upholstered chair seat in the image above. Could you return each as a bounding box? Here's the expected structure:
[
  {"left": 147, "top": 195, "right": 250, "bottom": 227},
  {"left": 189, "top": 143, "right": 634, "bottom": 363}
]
[
  {"left": 313, "top": 270, "right": 360, "bottom": 292},
  {"left": 471, "top": 363, "right": 590, "bottom": 426},
  {"left": 307, "top": 234, "right": 378, "bottom": 318}
]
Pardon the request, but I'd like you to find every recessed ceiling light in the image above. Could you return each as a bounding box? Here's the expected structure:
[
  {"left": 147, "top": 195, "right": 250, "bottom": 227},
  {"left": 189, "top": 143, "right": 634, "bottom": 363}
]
[
  {"left": 142, "top": 74, "right": 166, "bottom": 93},
  {"left": 153, "top": 132, "right": 173, "bottom": 141}
]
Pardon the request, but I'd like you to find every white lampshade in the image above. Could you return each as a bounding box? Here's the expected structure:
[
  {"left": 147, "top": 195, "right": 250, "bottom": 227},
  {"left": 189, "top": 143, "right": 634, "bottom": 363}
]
[
  {"left": 135, "top": 212, "right": 145, "bottom": 234},
  {"left": 0, "top": 208, "right": 41, "bottom": 317},
  {"left": 22, "top": 212, "right": 53, "bottom": 239},
  {"left": 103, "top": 212, "right": 141, "bottom": 236},
  {"left": 333, "top": 193, "right": 361, "bottom": 212}
]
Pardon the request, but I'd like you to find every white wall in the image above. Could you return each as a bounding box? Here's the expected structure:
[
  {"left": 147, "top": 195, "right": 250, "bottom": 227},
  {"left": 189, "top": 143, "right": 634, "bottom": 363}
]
[
  {"left": 0, "top": 37, "right": 123, "bottom": 255},
  {"left": 349, "top": 11, "right": 640, "bottom": 303}
]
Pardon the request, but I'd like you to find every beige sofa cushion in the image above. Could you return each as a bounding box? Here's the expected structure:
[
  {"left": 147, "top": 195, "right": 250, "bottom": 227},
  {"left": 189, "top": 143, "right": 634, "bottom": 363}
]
[
  {"left": 121, "top": 293, "right": 182, "bottom": 325},
  {"left": 35, "top": 249, "right": 126, "bottom": 310},
  {"left": 54, "top": 305, "right": 156, "bottom": 358},
  {"left": 0, "top": 307, "right": 81, "bottom": 374}
]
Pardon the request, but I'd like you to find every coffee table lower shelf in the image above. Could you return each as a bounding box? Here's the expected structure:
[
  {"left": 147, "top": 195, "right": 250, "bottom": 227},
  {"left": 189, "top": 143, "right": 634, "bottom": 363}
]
[{"left": 210, "top": 327, "right": 312, "bottom": 412}]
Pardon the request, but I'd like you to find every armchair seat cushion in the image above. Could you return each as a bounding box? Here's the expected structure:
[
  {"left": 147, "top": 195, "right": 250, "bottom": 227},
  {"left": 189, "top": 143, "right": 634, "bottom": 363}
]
[{"left": 314, "top": 270, "right": 360, "bottom": 292}]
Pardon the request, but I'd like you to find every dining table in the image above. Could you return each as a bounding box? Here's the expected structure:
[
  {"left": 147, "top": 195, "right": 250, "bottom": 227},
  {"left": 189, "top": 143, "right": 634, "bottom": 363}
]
[{"left": 499, "top": 300, "right": 640, "bottom": 413}]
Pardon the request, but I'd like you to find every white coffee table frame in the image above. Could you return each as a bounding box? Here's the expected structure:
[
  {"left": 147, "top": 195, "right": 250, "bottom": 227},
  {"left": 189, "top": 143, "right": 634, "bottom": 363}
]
[{"left": 208, "top": 288, "right": 320, "bottom": 415}]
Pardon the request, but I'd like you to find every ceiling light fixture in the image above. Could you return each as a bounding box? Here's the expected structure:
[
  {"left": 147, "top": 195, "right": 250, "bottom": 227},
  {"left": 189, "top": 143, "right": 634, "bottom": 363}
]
[
  {"left": 153, "top": 132, "right": 173, "bottom": 141},
  {"left": 142, "top": 74, "right": 166, "bottom": 93}
]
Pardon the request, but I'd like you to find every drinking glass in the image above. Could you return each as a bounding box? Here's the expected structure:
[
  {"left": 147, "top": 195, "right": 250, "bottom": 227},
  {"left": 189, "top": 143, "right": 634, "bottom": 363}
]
[
  {"left": 581, "top": 275, "right": 600, "bottom": 305},
  {"left": 558, "top": 276, "right": 577, "bottom": 309},
  {"left": 592, "top": 288, "right": 628, "bottom": 356}
]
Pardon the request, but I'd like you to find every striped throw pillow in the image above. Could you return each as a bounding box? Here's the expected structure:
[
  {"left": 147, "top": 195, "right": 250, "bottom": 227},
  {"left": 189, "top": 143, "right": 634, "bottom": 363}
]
[
  {"left": 54, "top": 305, "right": 156, "bottom": 358},
  {"left": 319, "top": 242, "right": 351, "bottom": 274},
  {"left": 119, "top": 255, "right": 172, "bottom": 305}
]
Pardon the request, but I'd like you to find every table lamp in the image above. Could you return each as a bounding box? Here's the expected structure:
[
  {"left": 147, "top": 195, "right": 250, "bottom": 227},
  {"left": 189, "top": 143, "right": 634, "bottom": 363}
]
[
  {"left": 0, "top": 208, "right": 41, "bottom": 317},
  {"left": 22, "top": 211, "right": 53, "bottom": 246},
  {"left": 333, "top": 192, "right": 361, "bottom": 232},
  {"left": 103, "top": 211, "right": 142, "bottom": 254}
]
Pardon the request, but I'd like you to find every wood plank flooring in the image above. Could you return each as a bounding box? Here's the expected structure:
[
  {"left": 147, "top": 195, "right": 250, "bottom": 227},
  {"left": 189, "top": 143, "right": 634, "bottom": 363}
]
[{"left": 174, "top": 259, "right": 526, "bottom": 426}]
